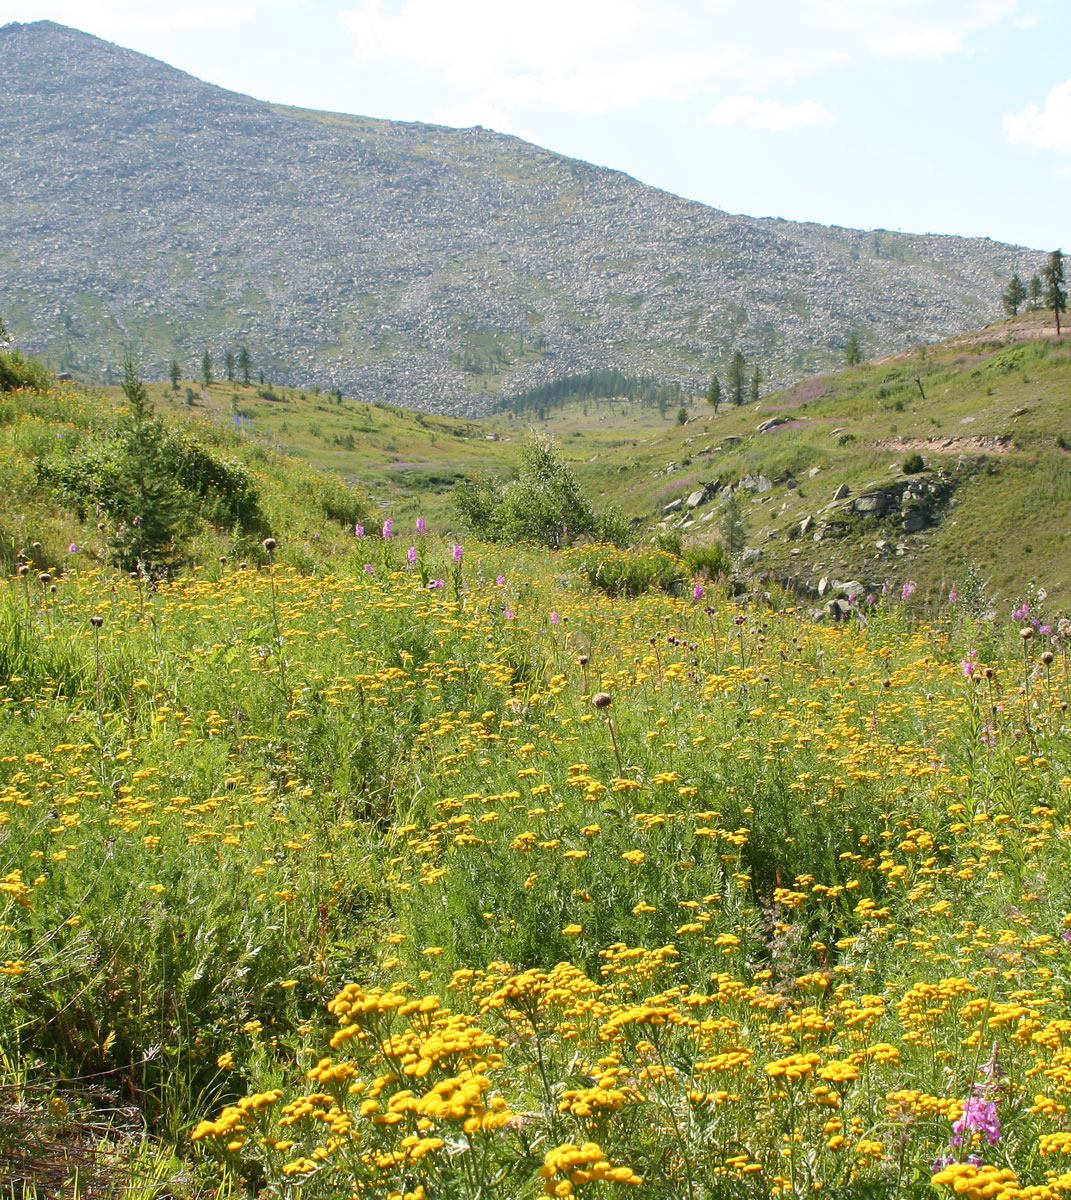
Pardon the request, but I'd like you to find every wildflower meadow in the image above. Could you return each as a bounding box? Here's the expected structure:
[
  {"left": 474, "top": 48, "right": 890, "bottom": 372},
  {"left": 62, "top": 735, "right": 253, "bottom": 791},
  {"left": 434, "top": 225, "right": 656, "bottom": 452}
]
[{"left": 2, "top": 532, "right": 1071, "bottom": 1199}]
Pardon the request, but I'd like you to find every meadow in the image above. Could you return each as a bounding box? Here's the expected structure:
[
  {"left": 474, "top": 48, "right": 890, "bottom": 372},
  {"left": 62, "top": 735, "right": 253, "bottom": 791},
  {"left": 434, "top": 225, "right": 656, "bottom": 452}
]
[{"left": 2, "top": 524, "right": 1071, "bottom": 1199}]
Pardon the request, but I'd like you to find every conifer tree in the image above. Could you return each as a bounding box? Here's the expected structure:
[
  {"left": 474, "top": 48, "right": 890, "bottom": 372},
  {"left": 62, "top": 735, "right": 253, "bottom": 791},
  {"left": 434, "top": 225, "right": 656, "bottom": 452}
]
[
  {"left": 169, "top": 358, "right": 181, "bottom": 390},
  {"left": 1029, "top": 275, "right": 1043, "bottom": 310},
  {"left": 845, "top": 331, "right": 862, "bottom": 366},
  {"left": 224, "top": 349, "right": 235, "bottom": 382},
  {"left": 238, "top": 347, "right": 252, "bottom": 385},
  {"left": 728, "top": 351, "right": 746, "bottom": 406},
  {"left": 706, "top": 374, "right": 721, "bottom": 412},
  {"left": 1002, "top": 274, "right": 1027, "bottom": 316},
  {"left": 749, "top": 367, "right": 761, "bottom": 405},
  {"left": 201, "top": 349, "right": 213, "bottom": 388},
  {"left": 1042, "top": 250, "right": 1067, "bottom": 336}
]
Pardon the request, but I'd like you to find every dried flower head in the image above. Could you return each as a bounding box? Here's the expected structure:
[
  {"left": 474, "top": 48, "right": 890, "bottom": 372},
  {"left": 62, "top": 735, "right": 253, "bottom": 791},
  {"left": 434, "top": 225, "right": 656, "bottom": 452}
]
[
  {"left": 262, "top": 537, "right": 277, "bottom": 553},
  {"left": 592, "top": 692, "right": 613, "bottom": 709}
]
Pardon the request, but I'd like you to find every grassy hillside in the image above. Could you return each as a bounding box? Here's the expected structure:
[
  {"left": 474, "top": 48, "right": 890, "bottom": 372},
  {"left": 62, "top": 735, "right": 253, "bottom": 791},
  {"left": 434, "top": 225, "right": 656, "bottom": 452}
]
[{"left": 112, "top": 309, "right": 1071, "bottom": 608}]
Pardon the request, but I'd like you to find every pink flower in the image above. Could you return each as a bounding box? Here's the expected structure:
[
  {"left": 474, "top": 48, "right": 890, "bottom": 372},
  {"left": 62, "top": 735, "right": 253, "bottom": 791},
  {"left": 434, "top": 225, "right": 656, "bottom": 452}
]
[
  {"left": 415, "top": 516, "right": 427, "bottom": 533},
  {"left": 550, "top": 610, "right": 560, "bottom": 625},
  {"left": 692, "top": 584, "right": 704, "bottom": 600},
  {"left": 382, "top": 518, "right": 394, "bottom": 539},
  {"left": 67, "top": 543, "right": 78, "bottom": 554},
  {"left": 429, "top": 578, "right": 445, "bottom": 588},
  {"left": 496, "top": 574, "right": 506, "bottom": 585},
  {"left": 406, "top": 546, "right": 418, "bottom": 566},
  {"left": 354, "top": 523, "right": 364, "bottom": 537},
  {"left": 363, "top": 563, "right": 374, "bottom": 574},
  {"left": 452, "top": 544, "right": 464, "bottom": 563}
]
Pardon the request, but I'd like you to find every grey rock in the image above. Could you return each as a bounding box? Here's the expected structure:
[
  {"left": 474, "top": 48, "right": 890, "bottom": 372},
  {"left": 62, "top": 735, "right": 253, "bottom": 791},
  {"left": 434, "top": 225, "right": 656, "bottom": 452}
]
[
  {"left": 741, "top": 547, "right": 763, "bottom": 565},
  {"left": 685, "top": 489, "right": 707, "bottom": 508},
  {"left": 757, "top": 416, "right": 790, "bottom": 433},
  {"left": 832, "top": 484, "right": 851, "bottom": 501},
  {"left": 799, "top": 515, "right": 813, "bottom": 535},
  {"left": 817, "top": 576, "right": 830, "bottom": 596},
  {"left": 902, "top": 509, "right": 926, "bottom": 532},
  {"left": 853, "top": 491, "right": 888, "bottom": 515},
  {"left": 662, "top": 498, "right": 683, "bottom": 514}
]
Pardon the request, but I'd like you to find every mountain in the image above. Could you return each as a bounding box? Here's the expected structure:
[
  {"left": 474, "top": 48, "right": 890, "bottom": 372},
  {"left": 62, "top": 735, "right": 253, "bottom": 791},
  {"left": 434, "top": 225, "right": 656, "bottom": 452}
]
[{"left": 0, "top": 20, "right": 1046, "bottom": 415}]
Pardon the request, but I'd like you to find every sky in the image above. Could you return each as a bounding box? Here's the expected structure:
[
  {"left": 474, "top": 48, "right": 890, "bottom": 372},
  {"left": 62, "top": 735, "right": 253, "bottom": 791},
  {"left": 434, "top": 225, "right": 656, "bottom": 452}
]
[{"left": 2, "top": 0, "right": 1070, "bottom": 252}]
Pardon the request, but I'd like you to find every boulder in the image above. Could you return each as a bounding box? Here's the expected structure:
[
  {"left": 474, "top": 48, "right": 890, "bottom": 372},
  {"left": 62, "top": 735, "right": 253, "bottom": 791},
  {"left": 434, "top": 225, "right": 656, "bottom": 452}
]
[
  {"left": 663, "top": 498, "right": 683, "bottom": 514},
  {"left": 741, "top": 547, "right": 764, "bottom": 565},
  {"left": 832, "top": 483, "right": 851, "bottom": 501},
  {"left": 817, "top": 576, "right": 830, "bottom": 597},
  {"left": 685, "top": 489, "right": 707, "bottom": 508},
  {"left": 799, "top": 515, "right": 813, "bottom": 536},
  {"left": 834, "top": 580, "right": 865, "bottom": 598},
  {"left": 757, "top": 415, "right": 790, "bottom": 433},
  {"left": 853, "top": 492, "right": 888, "bottom": 515},
  {"left": 902, "top": 509, "right": 926, "bottom": 532}
]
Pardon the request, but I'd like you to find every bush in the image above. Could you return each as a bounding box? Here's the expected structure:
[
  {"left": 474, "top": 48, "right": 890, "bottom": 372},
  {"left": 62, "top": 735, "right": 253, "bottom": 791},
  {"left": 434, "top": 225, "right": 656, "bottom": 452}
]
[
  {"left": 683, "top": 541, "right": 730, "bottom": 578},
  {"left": 902, "top": 452, "right": 926, "bottom": 474},
  {"left": 0, "top": 349, "right": 53, "bottom": 393},
  {"left": 563, "top": 544, "right": 683, "bottom": 596},
  {"left": 453, "top": 436, "right": 624, "bottom": 549}
]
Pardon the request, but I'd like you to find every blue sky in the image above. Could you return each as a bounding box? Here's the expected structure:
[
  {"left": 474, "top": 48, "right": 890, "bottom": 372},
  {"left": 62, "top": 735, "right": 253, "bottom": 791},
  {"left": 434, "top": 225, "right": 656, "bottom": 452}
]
[{"left": 3, "top": 0, "right": 1069, "bottom": 251}]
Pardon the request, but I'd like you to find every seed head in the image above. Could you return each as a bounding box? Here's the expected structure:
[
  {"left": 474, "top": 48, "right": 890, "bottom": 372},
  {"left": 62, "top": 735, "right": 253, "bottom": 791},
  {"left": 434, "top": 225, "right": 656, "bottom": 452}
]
[
  {"left": 578, "top": 654, "right": 589, "bottom": 666},
  {"left": 89, "top": 615, "right": 104, "bottom": 628},
  {"left": 262, "top": 537, "right": 277, "bottom": 553},
  {"left": 1020, "top": 626, "right": 1033, "bottom": 640},
  {"left": 592, "top": 692, "right": 613, "bottom": 709},
  {"left": 1041, "top": 650, "right": 1054, "bottom": 665}
]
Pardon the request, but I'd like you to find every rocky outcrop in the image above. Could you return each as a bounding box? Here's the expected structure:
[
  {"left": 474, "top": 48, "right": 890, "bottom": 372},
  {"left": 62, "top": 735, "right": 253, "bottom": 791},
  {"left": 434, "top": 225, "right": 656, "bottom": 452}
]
[{"left": 0, "top": 21, "right": 1045, "bottom": 414}]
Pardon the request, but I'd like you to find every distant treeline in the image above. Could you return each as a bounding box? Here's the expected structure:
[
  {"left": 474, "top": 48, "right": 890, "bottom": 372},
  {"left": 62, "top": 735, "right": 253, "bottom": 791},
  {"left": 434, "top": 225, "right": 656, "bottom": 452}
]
[{"left": 494, "top": 369, "right": 686, "bottom": 418}]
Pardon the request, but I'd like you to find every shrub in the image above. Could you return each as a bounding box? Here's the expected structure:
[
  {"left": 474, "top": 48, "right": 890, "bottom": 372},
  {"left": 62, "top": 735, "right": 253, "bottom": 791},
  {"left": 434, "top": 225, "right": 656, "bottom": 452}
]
[
  {"left": 902, "top": 452, "right": 926, "bottom": 474},
  {"left": 564, "top": 544, "right": 683, "bottom": 596},
  {"left": 0, "top": 349, "right": 53, "bottom": 393},
  {"left": 682, "top": 541, "right": 730, "bottom": 578}
]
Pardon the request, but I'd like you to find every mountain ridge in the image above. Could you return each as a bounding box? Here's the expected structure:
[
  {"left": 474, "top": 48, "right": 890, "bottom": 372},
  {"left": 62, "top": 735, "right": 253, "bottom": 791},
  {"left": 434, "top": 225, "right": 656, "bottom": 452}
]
[{"left": 0, "top": 19, "right": 1046, "bottom": 414}]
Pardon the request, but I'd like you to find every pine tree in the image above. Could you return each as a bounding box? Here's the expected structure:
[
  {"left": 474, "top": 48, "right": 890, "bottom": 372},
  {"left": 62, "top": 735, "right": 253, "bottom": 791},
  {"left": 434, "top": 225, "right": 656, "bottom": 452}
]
[
  {"left": 0, "top": 315, "right": 9, "bottom": 344},
  {"left": 706, "top": 374, "right": 721, "bottom": 412},
  {"left": 110, "top": 359, "right": 189, "bottom": 572},
  {"left": 749, "top": 367, "right": 761, "bottom": 405},
  {"left": 1042, "top": 249, "right": 1067, "bottom": 336},
  {"left": 1002, "top": 274, "right": 1027, "bottom": 316},
  {"left": 238, "top": 347, "right": 252, "bottom": 385},
  {"left": 1028, "top": 275, "right": 1043, "bottom": 310},
  {"left": 169, "top": 358, "right": 181, "bottom": 390},
  {"left": 728, "top": 351, "right": 746, "bottom": 406},
  {"left": 721, "top": 490, "right": 746, "bottom": 557},
  {"left": 201, "top": 350, "right": 213, "bottom": 389},
  {"left": 845, "top": 332, "right": 862, "bottom": 366},
  {"left": 224, "top": 349, "right": 236, "bottom": 382}
]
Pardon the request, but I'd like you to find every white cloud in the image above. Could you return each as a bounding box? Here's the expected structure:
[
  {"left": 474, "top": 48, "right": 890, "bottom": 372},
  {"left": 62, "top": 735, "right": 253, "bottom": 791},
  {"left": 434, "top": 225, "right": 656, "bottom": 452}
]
[
  {"left": 709, "top": 94, "right": 834, "bottom": 131},
  {"left": 337, "top": 0, "right": 1022, "bottom": 119},
  {"left": 1004, "top": 80, "right": 1071, "bottom": 155}
]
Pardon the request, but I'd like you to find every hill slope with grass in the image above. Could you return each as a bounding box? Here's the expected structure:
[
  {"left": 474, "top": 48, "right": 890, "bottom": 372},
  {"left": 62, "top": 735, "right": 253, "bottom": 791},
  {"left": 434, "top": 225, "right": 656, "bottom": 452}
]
[
  {"left": 96, "top": 311, "right": 1071, "bottom": 608},
  {"left": 0, "top": 19, "right": 1045, "bottom": 414}
]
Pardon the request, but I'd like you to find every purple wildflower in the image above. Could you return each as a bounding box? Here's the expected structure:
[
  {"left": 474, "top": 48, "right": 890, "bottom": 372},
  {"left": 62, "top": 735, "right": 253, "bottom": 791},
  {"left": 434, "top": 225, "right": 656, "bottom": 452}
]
[
  {"left": 496, "top": 574, "right": 506, "bottom": 586},
  {"left": 1012, "top": 601, "right": 1030, "bottom": 620},
  {"left": 504, "top": 609, "right": 515, "bottom": 620},
  {"left": 382, "top": 518, "right": 394, "bottom": 539},
  {"left": 901, "top": 580, "right": 916, "bottom": 600},
  {"left": 355, "top": 523, "right": 364, "bottom": 537},
  {"left": 406, "top": 546, "right": 418, "bottom": 566},
  {"left": 692, "top": 583, "right": 704, "bottom": 600},
  {"left": 416, "top": 516, "right": 427, "bottom": 533},
  {"left": 949, "top": 588, "right": 959, "bottom": 603},
  {"left": 452, "top": 544, "right": 463, "bottom": 563},
  {"left": 429, "top": 578, "right": 444, "bottom": 588},
  {"left": 67, "top": 543, "right": 78, "bottom": 554},
  {"left": 951, "top": 1098, "right": 1000, "bottom": 1147},
  {"left": 550, "top": 610, "right": 560, "bottom": 625},
  {"left": 363, "top": 563, "right": 374, "bottom": 574}
]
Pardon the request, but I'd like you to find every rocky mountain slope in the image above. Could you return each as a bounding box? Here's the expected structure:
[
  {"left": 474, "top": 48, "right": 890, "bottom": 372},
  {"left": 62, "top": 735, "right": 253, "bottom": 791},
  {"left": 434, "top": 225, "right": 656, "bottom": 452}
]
[{"left": 0, "top": 20, "right": 1046, "bottom": 415}]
